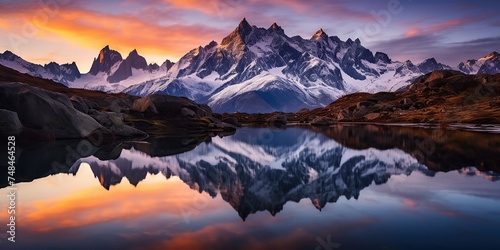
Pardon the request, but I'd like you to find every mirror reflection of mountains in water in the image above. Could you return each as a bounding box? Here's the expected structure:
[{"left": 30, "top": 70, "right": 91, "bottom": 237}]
[
  {"left": 2, "top": 125, "right": 499, "bottom": 219},
  {"left": 68, "top": 125, "right": 500, "bottom": 220}
]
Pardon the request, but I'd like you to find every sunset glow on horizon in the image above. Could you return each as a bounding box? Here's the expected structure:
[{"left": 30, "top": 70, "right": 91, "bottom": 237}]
[{"left": 0, "top": 0, "right": 499, "bottom": 72}]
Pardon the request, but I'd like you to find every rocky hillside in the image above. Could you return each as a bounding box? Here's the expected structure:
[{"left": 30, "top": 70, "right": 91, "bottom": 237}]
[{"left": 296, "top": 70, "right": 500, "bottom": 124}]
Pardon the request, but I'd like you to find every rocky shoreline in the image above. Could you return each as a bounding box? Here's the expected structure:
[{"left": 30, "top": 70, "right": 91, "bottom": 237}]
[
  {"left": 0, "top": 65, "right": 237, "bottom": 144},
  {"left": 2, "top": 66, "right": 500, "bottom": 145}
]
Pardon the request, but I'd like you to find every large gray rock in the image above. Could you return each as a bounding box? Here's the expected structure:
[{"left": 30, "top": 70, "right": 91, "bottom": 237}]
[
  {"left": 131, "top": 94, "right": 200, "bottom": 117},
  {"left": 181, "top": 107, "right": 197, "bottom": 118},
  {"left": 267, "top": 114, "right": 287, "bottom": 127},
  {"left": 88, "top": 109, "right": 147, "bottom": 138},
  {"left": 222, "top": 116, "right": 239, "bottom": 127},
  {"left": 198, "top": 104, "right": 213, "bottom": 117},
  {"left": 311, "top": 116, "right": 335, "bottom": 126},
  {"left": 0, "top": 82, "right": 105, "bottom": 138},
  {"left": 0, "top": 109, "right": 23, "bottom": 134},
  {"left": 70, "top": 96, "right": 91, "bottom": 114}
]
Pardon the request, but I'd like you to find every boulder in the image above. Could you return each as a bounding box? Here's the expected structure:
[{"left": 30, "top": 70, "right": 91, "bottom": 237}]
[
  {"left": 311, "top": 116, "right": 335, "bottom": 126},
  {"left": 218, "top": 122, "right": 237, "bottom": 131},
  {"left": 337, "top": 111, "right": 350, "bottom": 121},
  {"left": 198, "top": 104, "right": 213, "bottom": 117},
  {"left": 88, "top": 110, "right": 147, "bottom": 138},
  {"left": 212, "top": 113, "right": 223, "bottom": 120},
  {"left": 181, "top": 107, "right": 197, "bottom": 118},
  {"left": 70, "top": 96, "right": 90, "bottom": 114},
  {"left": 400, "top": 98, "right": 413, "bottom": 105},
  {"left": 0, "top": 109, "right": 23, "bottom": 135},
  {"left": 0, "top": 82, "right": 106, "bottom": 139},
  {"left": 267, "top": 114, "right": 287, "bottom": 127},
  {"left": 222, "top": 116, "right": 240, "bottom": 127},
  {"left": 104, "top": 97, "right": 133, "bottom": 113},
  {"left": 357, "top": 101, "right": 375, "bottom": 108},
  {"left": 131, "top": 94, "right": 200, "bottom": 117},
  {"left": 364, "top": 113, "right": 381, "bottom": 121}
]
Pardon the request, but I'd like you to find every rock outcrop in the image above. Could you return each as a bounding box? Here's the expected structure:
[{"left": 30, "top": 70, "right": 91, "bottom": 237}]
[
  {"left": 0, "top": 82, "right": 106, "bottom": 139},
  {"left": 298, "top": 70, "right": 500, "bottom": 124},
  {"left": 0, "top": 108, "right": 23, "bottom": 134},
  {"left": 0, "top": 65, "right": 236, "bottom": 141},
  {"left": 130, "top": 94, "right": 237, "bottom": 135}
]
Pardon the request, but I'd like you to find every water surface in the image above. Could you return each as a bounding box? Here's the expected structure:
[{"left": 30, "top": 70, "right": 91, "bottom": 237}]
[{"left": 1, "top": 125, "right": 500, "bottom": 249}]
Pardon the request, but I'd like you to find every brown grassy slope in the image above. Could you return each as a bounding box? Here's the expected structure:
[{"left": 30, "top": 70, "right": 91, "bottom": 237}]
[{"left": 299, "top": 70, "right": 500, "bottom": 124}]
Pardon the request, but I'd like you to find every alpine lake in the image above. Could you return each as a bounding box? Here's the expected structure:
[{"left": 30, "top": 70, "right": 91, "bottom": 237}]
[{"left": 1, "top": 124, "right": 500, "bottom": 250}]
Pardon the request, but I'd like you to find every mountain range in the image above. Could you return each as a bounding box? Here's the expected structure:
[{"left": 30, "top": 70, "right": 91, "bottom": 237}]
[
  {"left": 70, "top": 127, "right": 433, "bottom": 219},
  {"left": 66, "top": 126, "right": 500, "bottom": 219},
  {"left": 1, "top": 18, "right": 499, "bottom": 113}
]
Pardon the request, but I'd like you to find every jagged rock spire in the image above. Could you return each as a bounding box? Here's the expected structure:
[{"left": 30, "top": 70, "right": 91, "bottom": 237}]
[{"left": 311, "top": 28, "right": 328, "bottom": 40}]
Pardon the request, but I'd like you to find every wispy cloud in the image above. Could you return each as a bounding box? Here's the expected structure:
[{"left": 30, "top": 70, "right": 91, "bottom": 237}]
[
  {"left": 372, "top": 34, "right": 500, "bottom": 65},
  {"left": 0, "top": 0, "right": 499, "bottom": 68},
  {"left": 0, "top": 3, "right": 227, "bottom": 62}
]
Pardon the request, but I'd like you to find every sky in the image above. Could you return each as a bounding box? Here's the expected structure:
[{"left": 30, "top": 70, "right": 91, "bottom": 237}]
[{"left": 0, "top": 0, "right": 499, "bottom": 73}]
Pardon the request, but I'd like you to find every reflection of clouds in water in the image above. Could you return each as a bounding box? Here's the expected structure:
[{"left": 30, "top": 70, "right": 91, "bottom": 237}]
[
  {"left": 4, "top": 126, "right": 500, "bottom": 249},
  {"left": 370, "top": 170, "right": 500, "bottom": 223},
  {"left": 9, "top": 166, "right": 500, "bottom": 250}
]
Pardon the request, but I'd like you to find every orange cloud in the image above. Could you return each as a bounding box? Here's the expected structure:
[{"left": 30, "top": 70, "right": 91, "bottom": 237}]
[
  {"left": 0, "top": 5, "right": 227, "bottom": 65},
  {"left": 403, "top": 18, "right": 474, "bottom": 37},
  {"left": 427, "top": 19, "right": 467, "bottom": 33},
  {"left": 141, "top": 226, "right": 313, "bottom": 250},
  {"left": 405, "top": 28, "right": 422, "bottom": 37},
  {"left": 403, "top": 198, "right": 417, "bottom": 207},
  {"left": 10, "top": 179, "right": 218, "bottom": 232},
  {"left": 163, "top": 0, "right": 373, "bottom": 21},
  {"left": 162, "top": 0, "right": 231, "bottom": 14}
]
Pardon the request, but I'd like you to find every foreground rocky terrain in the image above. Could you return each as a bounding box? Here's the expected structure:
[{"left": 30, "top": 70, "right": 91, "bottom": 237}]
[{"left": 0, "top": 65, "right": 236, "bottom": 143}]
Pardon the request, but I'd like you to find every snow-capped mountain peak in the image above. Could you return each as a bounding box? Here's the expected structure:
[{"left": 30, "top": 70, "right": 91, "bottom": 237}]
[
  {"left": 0, "top": 50, "right": 81, "bottom": 85},
  {"left": 89, "top": 45, "right": 123, "bottom": 75},
  {"left": 1, "top": 19, "right": 499, "bottom": 113},
  {"left": 220, "top": 18, "right": 254, "bottom": 48},
  {"left": 65, "top": 46, "right": 175, "bottom": 92},
  {"left": 125, "top": 19, "right": 483, "bottom": 112},
  {"left": 417, "top": 57, "right": 451, "bottom": 74},
  {"left": 268, "top": 22, "right": 285, "bottom": 34},
  {"left": 481, "top": 51, "right": 499, "bottom": 61},
  {"left": 374, "top": 52, "right": 391, "bottom": 64},
  {"left": 311, "top": 28, "right": 328, "bottom": 40},
  {"left": 457, "top": 51, "right": 500, "bottom": 74}
]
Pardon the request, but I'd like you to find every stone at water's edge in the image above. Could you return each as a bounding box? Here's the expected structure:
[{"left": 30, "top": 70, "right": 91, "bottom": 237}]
[
  {"left": 311, "top": 116, "right": 335, "bottom": 126},
  {"left": 222, "top": 116, "right": 240, "bottom": 127},
  {"left": 88, "top": 109, "right": 147, "bottom": 138},
  {"left": 0, "top": 108, "right": 23, "bottom": 134},
  {"left": 0, "top": 82, "right": 105, "bottom": 139},
  {"left": 131, "top": 94, "right": 201, "bottom": 116},
  {"left": 364, "top": 113, "right": 381, "bottom": 121}
]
